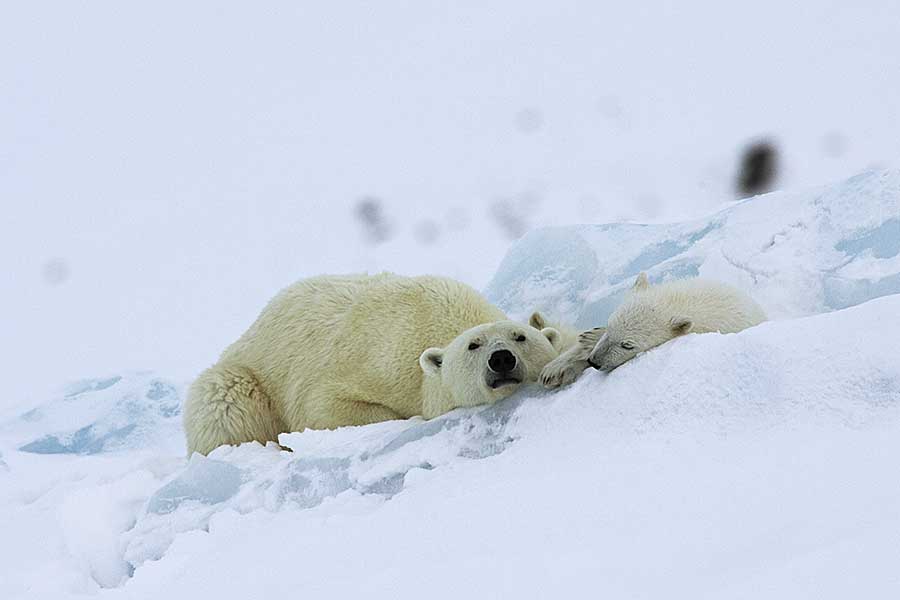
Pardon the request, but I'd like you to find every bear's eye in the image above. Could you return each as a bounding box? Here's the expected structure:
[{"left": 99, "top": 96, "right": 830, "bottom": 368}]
[
  {"left": 620, "top": 341, "right": 635, "bottom": 350},
  {"left": 515, "top": 334, "right": 526, "bottom": 342},
  {"left": 468, "top": 342, "right": 481, "bottom": 351}
]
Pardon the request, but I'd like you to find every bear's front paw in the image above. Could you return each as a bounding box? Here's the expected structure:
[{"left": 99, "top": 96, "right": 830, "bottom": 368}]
[{"left": 540, "top": 357, "right": 589, "bottom": 389}]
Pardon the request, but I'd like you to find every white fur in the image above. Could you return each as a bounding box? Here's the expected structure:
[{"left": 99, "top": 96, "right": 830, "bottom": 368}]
[
  {"left": 541, "top": 273, "right": 767, "bottom": 387},
  {"left": 184, "top": 273, "right": 576, "bottom": 455},
  {"left": 539, "top": 326, "right": 607, "bottom": 388}
]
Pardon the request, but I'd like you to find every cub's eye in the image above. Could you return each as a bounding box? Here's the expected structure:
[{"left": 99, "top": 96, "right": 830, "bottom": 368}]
[
  {"left": 468, "top": 342, "right": 481, "bottom": 351},
  {"left": 515, "top": 334, "right": 526, "bottom": 342},
  {"left": 620, "top": 341, "right": 635, "bottom": 350}
]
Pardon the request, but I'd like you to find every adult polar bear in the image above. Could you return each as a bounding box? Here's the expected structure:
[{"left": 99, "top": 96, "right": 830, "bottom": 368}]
[{"left": 184, "top": 273, "right": 574, "bottom": 456}]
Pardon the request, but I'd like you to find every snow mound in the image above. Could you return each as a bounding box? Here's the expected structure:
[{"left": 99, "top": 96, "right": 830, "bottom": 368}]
[
  {"left": 4, "top": 169, "right": 900, "bottom": 597},
  {"left": 116, "top": 294, "right": 900, "bottom": 585},
  {"left": 0, "top": 295, "right": 896, "bottom": 597},
  {"left": 486, "top": 169, "right": 900, "bottom": 327},
  {"left": 1, "top": 373, "right": 185, "bottom": 455},
  {"left": 123, "top": 391, "right": 531, "bottom": 568}
]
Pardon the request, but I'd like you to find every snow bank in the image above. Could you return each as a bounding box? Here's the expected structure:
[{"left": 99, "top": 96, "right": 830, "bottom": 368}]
[
  {"left": 110, "top": 293, "right": 900, "bottom": 599},
  {"left": 111, "top": 294, "right": 900, "bottom": 593},
  {"left": 123, "top": 391, "right": 531, "bottom": 569},
  {"left": 2, "top": 170, "right": 900, "bottom": 598},
  {"left": 486, "top": 169, "right": 900, "bottom": 327}
]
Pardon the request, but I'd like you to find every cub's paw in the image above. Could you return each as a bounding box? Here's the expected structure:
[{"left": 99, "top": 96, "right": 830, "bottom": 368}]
[{"left": 540, "top": 357, "right": 588, "bottom": 389}]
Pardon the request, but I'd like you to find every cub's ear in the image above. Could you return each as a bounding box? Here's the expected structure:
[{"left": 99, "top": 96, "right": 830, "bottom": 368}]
[
  {"left": 632, "top": 272, "right": 650, "bottom": 292},
  {"left": 670, "top": 316, "right": 693, "bottom": 336},
  {"left": 540, "top": 327, "right": 562, "bottom": 351},
  {"left": 529, "top": 311, "right": 546, "bottom": 330},
  {"left": 419, "top": 347, "right": 444, "bottom": 376}
]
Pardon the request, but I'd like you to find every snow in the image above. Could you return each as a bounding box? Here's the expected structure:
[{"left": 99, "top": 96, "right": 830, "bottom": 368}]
[
  {"left": 3, "top": 169, "right": 900, "bottom": 598},
  {"left": 123, "top": 395, "right": 529, "bottom": 572},
  {"left": 5, "top": 294, "right": 897, "bottom": 598},
  {"left": 4, "top": 2, "right": 900, "bottom": 597},
  {"left": 2, "top": 373, "right": 184, "bottom": 456},
  {"left": 486, "top": 169, "right": 900, "bottom": 327}
]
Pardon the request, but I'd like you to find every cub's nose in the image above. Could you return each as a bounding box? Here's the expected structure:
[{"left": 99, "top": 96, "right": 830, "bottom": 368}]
[{"left": 488, "top": 349, "right": 517, "bottom": 373}]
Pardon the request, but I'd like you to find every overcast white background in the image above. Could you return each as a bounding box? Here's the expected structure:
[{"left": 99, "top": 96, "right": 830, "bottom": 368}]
[{"left": 3, "top": 1, "right": 899, "bottom": 409}]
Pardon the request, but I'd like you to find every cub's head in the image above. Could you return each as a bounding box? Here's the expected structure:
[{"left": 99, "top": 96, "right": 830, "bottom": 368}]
[
  {"left": 587, "top": 272, "right": 692, "bottom": 371},
  {"left": 419, "top": 317, "right": 562, "bottom": 417}
]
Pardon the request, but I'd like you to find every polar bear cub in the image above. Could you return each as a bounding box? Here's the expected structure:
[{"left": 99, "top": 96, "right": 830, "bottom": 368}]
[
  {"left": 184, "top": 273, "right": 574, "bottom": 456},
  {"left": 541, "top": 273, "right": 766, "bottom": 387}
]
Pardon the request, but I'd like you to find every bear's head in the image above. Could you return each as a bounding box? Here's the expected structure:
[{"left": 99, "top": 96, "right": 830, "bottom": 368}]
[
  {"left": 418, "top": 316, "right": 562, "bottom": 418},
  {"left": 587, "top": 272, "right": 692, "bottom": 371}
]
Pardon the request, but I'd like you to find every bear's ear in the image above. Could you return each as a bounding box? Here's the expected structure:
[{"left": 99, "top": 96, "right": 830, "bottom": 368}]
[
  {"left": 540, "top": 327, "right": 563, "bottom": 351},
  {"left": 670, "top": 316, "right": 693, "bottom": 336},
  {"left": 419, "top": 347, "right": 444, "bottom": 376},
  {"left": 529, "top": 311, "right": 546, "bottom": 330},
  {"left": 632, "top": 272, "right": 650, "bottom": 292}
]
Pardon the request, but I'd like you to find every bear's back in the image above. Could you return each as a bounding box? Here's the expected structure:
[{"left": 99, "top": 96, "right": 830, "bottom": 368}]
[
  {"left": 330, "top": 275, "right": 506, "bottom": 415},
  {"left": 644, "top": 278, "right": 767, "bottom": 333},
  {"left": 221, "top": 273, "right": 505, "bottom": 419}
]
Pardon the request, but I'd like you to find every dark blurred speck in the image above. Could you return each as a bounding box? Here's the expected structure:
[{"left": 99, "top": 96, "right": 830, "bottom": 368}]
[
  {"left": 736, "top": 140, "right": 779, "bottom": 198},
  {"left": 822, "top": 132, "right": 848, "bottom": 158},
  {"left": 634, "top": 193, "right": 661, "bottom": 219},
  {"left": 444, "top": 206, "right": 470, "bottom": 232},
  {"left": 413, "top": 220, "right": 440, "bottom": 245},
  {"left": 490, "top": 200, "right": 527, "bottom": 239},
  {"left": 489, "top": 190, "right": 542, "bottom": 240},
  {"left": 515, "top": 108, "right": 543, "bottom": 134},
  {"left": 354, "top": 196, "right": 393, "bottom": 244},
  {"left": 42, "top": 258, "right": 70, "bottom": 285},
  {"left": 597, "top": 96, "right": 623, "bottom": 119}
]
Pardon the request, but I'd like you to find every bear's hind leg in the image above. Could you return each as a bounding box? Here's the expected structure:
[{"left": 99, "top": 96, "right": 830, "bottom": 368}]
[{"left": 183, "top": 363, "right": 285, "bottom": 455}]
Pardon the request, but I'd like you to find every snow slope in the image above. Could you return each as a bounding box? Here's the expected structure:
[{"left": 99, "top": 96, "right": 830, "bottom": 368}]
[
  {"left": 2, "top": 171, "right": 900, "bottom": 598},
  {"left": 121, "top": 297, "right": 900, "bottom": 599},
  {"left": 2, "top": 295, "right": 897, "bottom": 598},
  {"left": 487, "top": 168, "right": 900, "bottom": 326},
  {"left": 5, "top": 3, "right": 900, "bottom": 596}
]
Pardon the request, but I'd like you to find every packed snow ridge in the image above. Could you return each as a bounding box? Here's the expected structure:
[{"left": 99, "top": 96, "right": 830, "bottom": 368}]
[{"left": 1, "top": 169, "right": 899, "bottom": 598}]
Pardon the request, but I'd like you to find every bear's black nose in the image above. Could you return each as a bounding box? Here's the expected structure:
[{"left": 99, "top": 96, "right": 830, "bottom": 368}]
[{"left": 488, "top": 349, "right": 517, "bottom": 373}]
